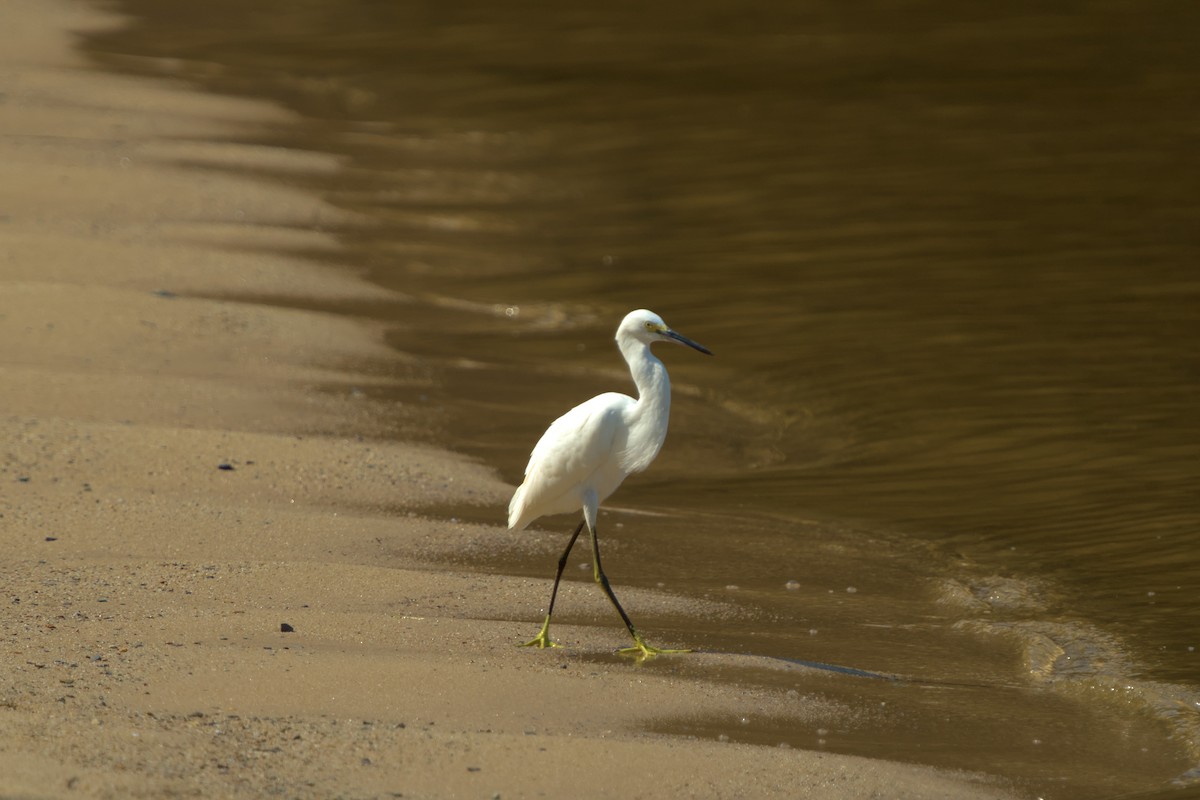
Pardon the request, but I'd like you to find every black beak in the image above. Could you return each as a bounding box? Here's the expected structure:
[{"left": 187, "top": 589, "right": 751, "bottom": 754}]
[{"left": 665, "top": 329, "right": 713, "bottom": 356}]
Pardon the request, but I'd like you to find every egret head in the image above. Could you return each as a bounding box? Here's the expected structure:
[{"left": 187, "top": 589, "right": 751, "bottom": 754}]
[{"left": 618, "top": 309, "right": 713, "bottom": 355}]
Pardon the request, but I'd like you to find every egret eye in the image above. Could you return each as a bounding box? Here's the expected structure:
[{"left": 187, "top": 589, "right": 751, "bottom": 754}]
[{"left": 644, "top": 321, "right": 657, "bottom": 331}]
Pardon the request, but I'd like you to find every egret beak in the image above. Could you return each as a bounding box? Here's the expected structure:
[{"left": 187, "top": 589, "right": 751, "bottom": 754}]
[{"left": 665, "top": 329, "right": 713, "bottom": 356}]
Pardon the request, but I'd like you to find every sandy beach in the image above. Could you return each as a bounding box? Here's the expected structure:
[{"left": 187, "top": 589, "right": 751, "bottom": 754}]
[{"left": 0, "top": 2, "right": 1022, "bottom": 797}]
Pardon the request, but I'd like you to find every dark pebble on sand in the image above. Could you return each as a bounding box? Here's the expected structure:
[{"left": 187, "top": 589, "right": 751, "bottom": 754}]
[
  {"left": 217, "top": 463, "right": 234, "bottom": 471},
  {"left": 280, "top": 623, "right": 294, "bottom": 633}
]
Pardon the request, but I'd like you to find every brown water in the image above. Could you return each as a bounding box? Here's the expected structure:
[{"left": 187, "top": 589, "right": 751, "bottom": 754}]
[{"left": 87, "top": 1, "right": 1200, "bottom": 797}]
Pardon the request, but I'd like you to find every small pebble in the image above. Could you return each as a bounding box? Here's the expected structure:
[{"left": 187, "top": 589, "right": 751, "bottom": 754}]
[
  {"left": 280, "top": 623, "right": 295, "bottom": 633},
  {"left": 785, "top": 580, "right": 800, "bottom": 590},
  {"left": 218, "top": 463, "right": 235, "bottom": 471}
]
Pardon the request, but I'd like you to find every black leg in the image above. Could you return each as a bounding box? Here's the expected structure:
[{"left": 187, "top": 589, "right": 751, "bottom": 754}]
[
  {"left": 545, "top": 520, "right": 585, "bottom": 621},
  {"left": 588, "top": 522, "right": 691, "bottom": 658},
  {"left": 587, "top": 522, "right": 641, "bottom": 640},
  {"left": 520, "top": 520, "right": 584, "bottom": 649}
]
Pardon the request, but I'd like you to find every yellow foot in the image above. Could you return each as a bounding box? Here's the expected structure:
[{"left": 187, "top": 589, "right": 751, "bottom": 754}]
[
  {"left": 520, "top": 632, "right": 559, "bottom": 649},
  {"left": 519, "top": 616, "right": 559, "bottom": 649},
  {"left": 617, "top": 634, "right": 691, "bottom": 660}
]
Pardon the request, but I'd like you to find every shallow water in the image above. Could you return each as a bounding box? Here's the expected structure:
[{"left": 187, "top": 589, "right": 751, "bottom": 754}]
[{"left": 89, "top": 1, "right": 1199, "bottom": 796}]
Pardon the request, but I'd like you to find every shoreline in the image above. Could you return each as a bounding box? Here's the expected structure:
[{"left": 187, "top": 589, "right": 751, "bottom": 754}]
[{"left": 0, "top": 1, "right": 1019, "bottom": 797}]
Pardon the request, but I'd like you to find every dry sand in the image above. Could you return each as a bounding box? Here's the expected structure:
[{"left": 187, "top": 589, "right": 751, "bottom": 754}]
[{"left": 0, "top": 2, "right": 1021, "bottom": 797}]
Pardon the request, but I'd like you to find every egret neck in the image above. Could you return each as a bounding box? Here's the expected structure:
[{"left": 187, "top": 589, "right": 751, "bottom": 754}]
[{"left": 618, "top": 333, "right": 671, "bottom": 475}]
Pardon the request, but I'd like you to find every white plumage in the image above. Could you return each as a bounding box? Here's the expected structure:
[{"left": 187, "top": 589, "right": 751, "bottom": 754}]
[
  {"left": 507, "top": 392, "right": 630, "bottom": 530},
  {"left": 508, "top": 308, "right": 712, "bottom": 658}
]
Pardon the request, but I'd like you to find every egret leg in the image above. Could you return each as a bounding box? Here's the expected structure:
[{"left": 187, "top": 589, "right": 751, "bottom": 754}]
[
  {"left": 520, "top": 521, "right": 585, "bottom": 649},
  {"left": 587, "top": 523, "right": 690, "bottom": 659}
]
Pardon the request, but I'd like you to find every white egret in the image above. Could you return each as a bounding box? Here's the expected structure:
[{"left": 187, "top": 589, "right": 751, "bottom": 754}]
[{"left": 508, "top": 308, "right": 712, "bottom": 658}]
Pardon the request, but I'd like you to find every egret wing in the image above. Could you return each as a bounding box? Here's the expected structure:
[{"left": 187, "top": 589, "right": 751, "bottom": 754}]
[{"left": 508, "top": 392, "right": 631, "bottom": 529}]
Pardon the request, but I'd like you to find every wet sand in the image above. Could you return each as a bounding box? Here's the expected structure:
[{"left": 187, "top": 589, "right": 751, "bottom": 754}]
[{"left": 0, "top": 2, "right": 1020, "bottom": 797}]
